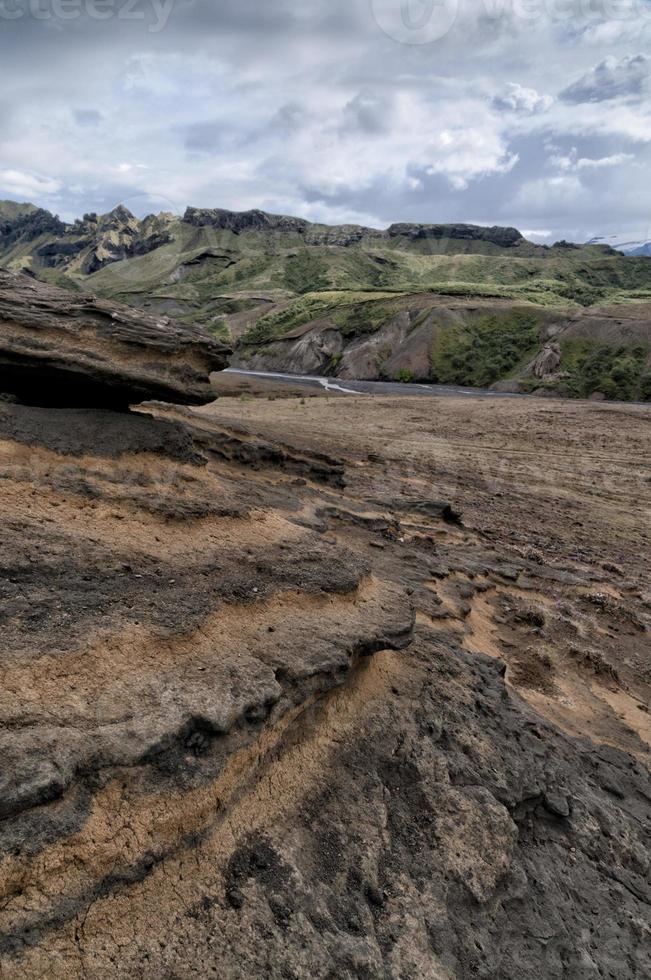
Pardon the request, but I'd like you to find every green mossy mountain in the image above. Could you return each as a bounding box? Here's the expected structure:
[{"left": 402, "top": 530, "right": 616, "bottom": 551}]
[{"left": 1, "top": 200, "right": 650, "bottom": 399}]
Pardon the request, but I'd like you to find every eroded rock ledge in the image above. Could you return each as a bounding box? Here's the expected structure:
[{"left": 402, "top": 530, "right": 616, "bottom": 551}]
[{"left": 0, "top": 270, "right": 230, "bottom": 408}]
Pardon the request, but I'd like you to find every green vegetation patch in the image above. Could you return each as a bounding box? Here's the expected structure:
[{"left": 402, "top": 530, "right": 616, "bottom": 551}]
[
  {"left": 429, "top": 310, "right": 541, "bottom": 387},
  {"left": 239, "top": 292, "right": 400, "bottom": 346},
  {"left": 240, "top": 295, "right": 335, "bottom": 345},
  {"left": 332, "top": 297, "right": 401, "bottom": 338},
  {"left": 283, "top": 250, "right": 329, "bottom": 294},
  {"left": 559, "top": 339, "right": 650, "bottom": 400},
  {"left": 204, "top": 320, "right": 231, "bottom": 342}
]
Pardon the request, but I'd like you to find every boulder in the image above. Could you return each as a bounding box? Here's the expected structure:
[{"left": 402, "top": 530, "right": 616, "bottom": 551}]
[
  {"left": 531, "top": 341, "right": 562, "bottom": 378},
  {"left": 0, "top": 269, "right": 230, "bottom": 408}
]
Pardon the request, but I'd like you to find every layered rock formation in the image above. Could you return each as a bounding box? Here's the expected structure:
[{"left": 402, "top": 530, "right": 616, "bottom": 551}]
[{"left": 0, "top": 270, "right": 230, "bottom": 408}]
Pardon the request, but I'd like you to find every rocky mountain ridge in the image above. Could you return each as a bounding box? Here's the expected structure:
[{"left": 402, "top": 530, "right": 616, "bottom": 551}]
[
  {"left": 1, "top": 199, "right": 611, "bottom": 282},
  {"left": 1, "top": 199, "right": 650, "bottom": 401},
  {"left": 0, "top": 201, "right": 174, "bottom": 276},
  {"left": 184, "top": 206, "right": 527, "bottom": 249}
]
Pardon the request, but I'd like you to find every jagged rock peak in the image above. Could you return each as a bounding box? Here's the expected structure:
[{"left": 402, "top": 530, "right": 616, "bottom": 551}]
[
  {"left": 75, "top": 204, "right": 136, "bottom": 228},
  {"left": 0, "top": 204, "right": 67, "bottom": 248},
  {"left": 107, "top": 203, "right": 136, "bottom": 222}
]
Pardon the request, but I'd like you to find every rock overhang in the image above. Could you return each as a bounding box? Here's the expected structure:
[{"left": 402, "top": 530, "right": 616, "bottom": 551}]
[{"left": 0, "top": 269, "right": 231, "bottom": 410}]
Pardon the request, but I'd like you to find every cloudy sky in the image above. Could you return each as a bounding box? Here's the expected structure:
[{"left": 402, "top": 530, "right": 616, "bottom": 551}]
[{"left": 1, "top": 0, "right": 651, "bottom": 242}]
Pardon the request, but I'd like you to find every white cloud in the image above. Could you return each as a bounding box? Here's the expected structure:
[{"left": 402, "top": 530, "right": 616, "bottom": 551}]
[
  {"left": 560, "top": 54, "right": 649, "bottom": 103},
  {"left": 269, "top": 93, "right": 518, "bottom": 201},
  {"left": 0, "top": 0, "right": 650, "bottom": 240},
  {"left": 0, "top": 169, "right": 61, "bottom": 199},
  {"left": 576, "top": 152, "right": 634, "bottom": 169},
  {"left": 549, "top": 148, "right": 635, "bottom": 172},
  {"left": 492, "top": 83, "right": 553, "bottom": 114}
]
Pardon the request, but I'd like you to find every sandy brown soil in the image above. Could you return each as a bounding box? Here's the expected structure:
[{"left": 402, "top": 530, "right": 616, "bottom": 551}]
[
  {"left": 0, "top": 391, "right": 649, "bottom": 978},
  {"left": 204, "top": 392, "right": 650, "bottom": 756}
]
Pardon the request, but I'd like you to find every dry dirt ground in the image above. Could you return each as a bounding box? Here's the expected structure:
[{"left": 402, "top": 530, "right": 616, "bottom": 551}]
[
  {"left": 0, "top": 390, "right": 649, "bottom": 979},
  {"left": 204, "top": 391, "right": 651, "bottom": 758}
]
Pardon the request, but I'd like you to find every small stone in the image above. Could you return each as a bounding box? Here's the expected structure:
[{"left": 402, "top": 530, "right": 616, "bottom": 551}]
[
  {"left": 226, "top": 888, "right": 245, "bottom": 910},
  {"left": 543, "top": 791, "right": 571, "bottom": 819}
]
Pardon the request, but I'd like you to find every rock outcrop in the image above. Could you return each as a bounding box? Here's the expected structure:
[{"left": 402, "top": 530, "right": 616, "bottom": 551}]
[
  {"left": 0, "top": 269, "right": 230, "bottom": 408},
  {"left": 0, "top": 202, "right": 174, "bottom": 277},
  {"left": 531, "top": 342, "right": 562, "bottom": 378},
  {"left": 183, "top": 206, "right": 385, "bottom": 245},
  {"left": 0, "top": 203, "right": 67, "bottom": 250},
  {"left": 184, "top": 206, "right": 315, "bottom": 236},
  {"left": 387, "top": 222, "right": 524, "bottom": 247},
  {"left": 35, "top": 206, "right": 174, "bottom": 275}
]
